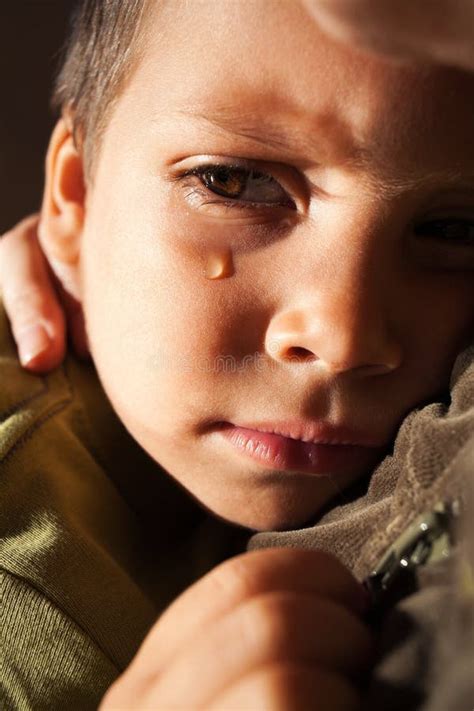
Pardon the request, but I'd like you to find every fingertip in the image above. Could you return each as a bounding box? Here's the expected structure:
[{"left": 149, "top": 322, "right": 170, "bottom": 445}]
[
  {"left": 17, "top": 324, "right": 51, "bottom": 367},
  {"left": 21, "top": 351, "right": 62, "bottom": 374},
  {"left": 17, "top": 321, "right": 66, "bottom": 374}
]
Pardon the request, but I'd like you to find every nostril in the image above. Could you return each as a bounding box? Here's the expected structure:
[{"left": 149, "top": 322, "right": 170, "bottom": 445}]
[{"left": 285, "top": 346, "right": 317, "bottom": 362}]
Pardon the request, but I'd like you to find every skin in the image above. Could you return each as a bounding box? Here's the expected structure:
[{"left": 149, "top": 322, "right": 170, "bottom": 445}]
[
  {"left": 3, "top": 1, "right": 474, "bottom": 374},
  {"left": 0, "top": 215, "right": 87, "bottom": 370},
  {"left": 33, "top": 0, "right": 474, "bottom": 532},
  {"left": 302, "top": 0, "right": 474, "bottom": 71},
  {"left": 100, "top": 548, "right": 372, "bottom": 710},
  {"left": 1, "top": 2, "right": 473, "bottom": 706}
]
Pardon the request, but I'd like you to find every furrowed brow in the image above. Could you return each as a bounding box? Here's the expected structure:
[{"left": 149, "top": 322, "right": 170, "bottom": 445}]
[
  {"left": 153, "top": 101, "right": 474, "bottom": 196},
  {"left": 172, "top": 102, "right": 367, "bottom": 166}
]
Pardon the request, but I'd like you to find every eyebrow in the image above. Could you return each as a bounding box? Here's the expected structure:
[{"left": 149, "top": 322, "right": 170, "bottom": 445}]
[
  {"left": 153, "top": 102, "right": 474, "bottom": 196},
  {"left": 171, "top": 103, "right": 368, "bottom": 167}
]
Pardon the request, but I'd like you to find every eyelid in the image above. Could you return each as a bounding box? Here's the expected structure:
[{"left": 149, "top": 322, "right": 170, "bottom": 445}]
[{"left": 170, "top": 155, "right": 310, "bottom": 212}]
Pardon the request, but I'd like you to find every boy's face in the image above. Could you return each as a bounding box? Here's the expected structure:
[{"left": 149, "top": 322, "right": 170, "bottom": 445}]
[{"left": 78, "top": 0, "right": 474, "bottom": 530}]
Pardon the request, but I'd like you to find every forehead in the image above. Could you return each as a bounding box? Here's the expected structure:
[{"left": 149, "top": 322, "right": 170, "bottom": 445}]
[{"left": 125, "top": 0, "right": 474, "bottom": 181}]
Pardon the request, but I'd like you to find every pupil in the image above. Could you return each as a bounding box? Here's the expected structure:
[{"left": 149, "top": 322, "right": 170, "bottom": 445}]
[{"left": 208, "top": 167, "right": 245, "bottom": 197}]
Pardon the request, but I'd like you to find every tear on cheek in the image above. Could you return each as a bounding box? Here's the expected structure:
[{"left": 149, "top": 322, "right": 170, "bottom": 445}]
[{"left": 205, "top": 246, "right": 235, "bottom": 279}]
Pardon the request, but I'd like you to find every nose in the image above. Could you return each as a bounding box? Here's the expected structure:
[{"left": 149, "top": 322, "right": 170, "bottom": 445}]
[{"left": 264, "top": 257, "right": 403, "bottom": 377}]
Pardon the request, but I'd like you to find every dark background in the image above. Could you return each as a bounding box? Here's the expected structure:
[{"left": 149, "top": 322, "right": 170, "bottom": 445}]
[{"left": 0, "top": 2, "right": 72, "bottom": 234}]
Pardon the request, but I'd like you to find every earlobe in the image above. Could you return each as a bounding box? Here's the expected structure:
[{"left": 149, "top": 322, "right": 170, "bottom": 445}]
[{"left": 38, "top": 118, "right": 86, "bottom": 267}]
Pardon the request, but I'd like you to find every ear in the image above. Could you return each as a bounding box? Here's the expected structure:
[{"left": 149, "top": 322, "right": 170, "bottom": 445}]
[{"left": 38, "top": 117, "right": 86, "bottom": 300}]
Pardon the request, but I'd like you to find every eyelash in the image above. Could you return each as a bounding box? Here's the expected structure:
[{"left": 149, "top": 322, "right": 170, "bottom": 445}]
[
  {"left": 177, "top": 163, "right": 296, "bottom": 211},
  {"left": 175, "top": 162, "right": 474, "bottom": 246}
]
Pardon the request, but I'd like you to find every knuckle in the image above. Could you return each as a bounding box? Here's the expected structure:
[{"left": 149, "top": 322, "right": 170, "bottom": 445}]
[
  {"left": 220, "top": 547, "right": 321, "bottom": 594},
  {"left": 211, "top": 546, "right": 350, "bottom": 605},
  {"left": 211, "top": 551, "right": 275, "bottom": 602},
  {"left": 205, "top": 557, "right": 253, "bottom": 605},
  {"left": 241, "top": 592, "right": 295, "bottom": 657},
  {"left": 246, "top": 662, "right": 314, "bottom": 710},
  {"left": 261, "top": 545, "right": 344, "bottom": 576},
  {"left": 251, "top": 663, "right": 297, "bottom": 709},
  {"left": 252, "top": 662, "right": 360, "bottom": 711}
]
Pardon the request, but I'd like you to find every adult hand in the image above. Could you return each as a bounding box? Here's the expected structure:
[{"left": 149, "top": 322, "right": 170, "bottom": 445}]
[
  {"left": 100, "top": 548, "right": 373, "bottom": 710},
  {"left": 0, "top": 214, "right": 88, "bottom": 372},
  {"left": 302, "top": 0, "right": 474, "bottom": 71}
]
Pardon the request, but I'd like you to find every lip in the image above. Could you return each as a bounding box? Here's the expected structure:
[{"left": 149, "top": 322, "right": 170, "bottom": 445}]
[
  {"left": 223, "top": 419, "right": 387, "bottom": 448},
  {"left": 215, "top": 420, "right": 389, "bottom": 476}
]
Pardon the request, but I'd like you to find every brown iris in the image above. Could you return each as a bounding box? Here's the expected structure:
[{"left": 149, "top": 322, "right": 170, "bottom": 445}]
[{"left": 203, "top": 166, "right": 247, "bottom": 198}]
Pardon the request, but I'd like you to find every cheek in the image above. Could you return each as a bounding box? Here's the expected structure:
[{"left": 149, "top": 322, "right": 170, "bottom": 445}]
[{"left": 79, "top": 194, "right": 263, "bottom": 446}]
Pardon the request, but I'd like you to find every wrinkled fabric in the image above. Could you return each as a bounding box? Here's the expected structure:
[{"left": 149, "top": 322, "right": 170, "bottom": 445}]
[
  {"left": 0, "top": 300, "right": 247, "bottom": 711},
  {"left": 247, "top": 343, "right": 474, "bottom": 710}
]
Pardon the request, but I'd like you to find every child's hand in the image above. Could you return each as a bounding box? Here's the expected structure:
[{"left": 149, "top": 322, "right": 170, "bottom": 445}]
[
  {"left": 100, "top": 548, "right": 373, "bottom": 710},
  {"left": 0, "top": 214, "right": 88, "bottom": 372},
  {"left": 302, "top": 0, "right": 474, "bottom": 71}
]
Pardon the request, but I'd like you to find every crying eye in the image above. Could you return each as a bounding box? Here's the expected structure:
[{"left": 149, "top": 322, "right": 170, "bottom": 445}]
[
  {"left": 202, "top": 165, "right": 248, "bottom": 198},
  {"left": 186, "top": 163, "right": 296, "bottom": 208}
]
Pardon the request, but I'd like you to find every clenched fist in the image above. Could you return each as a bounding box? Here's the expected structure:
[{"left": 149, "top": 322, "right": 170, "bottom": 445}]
[{"left": 100, "top": 548, "right": 373, "bottom": 710}]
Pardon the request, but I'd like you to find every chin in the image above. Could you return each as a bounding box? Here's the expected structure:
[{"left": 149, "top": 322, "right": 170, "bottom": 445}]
[
  {"left": 240, "top": 513, "right": 318, "bottom": 533},
  {"left": 209, "top": 497, "right": 324, "bottom": 533}
]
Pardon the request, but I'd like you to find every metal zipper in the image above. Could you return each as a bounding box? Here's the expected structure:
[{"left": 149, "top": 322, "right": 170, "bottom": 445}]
[{"left": 363, "top": 499, "right": 461, "bottom": 612}]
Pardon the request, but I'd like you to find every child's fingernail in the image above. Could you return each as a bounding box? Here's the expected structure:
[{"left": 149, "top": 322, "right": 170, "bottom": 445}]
[{"left": 18, "top": 324, "right": 51, "bottom": 366}]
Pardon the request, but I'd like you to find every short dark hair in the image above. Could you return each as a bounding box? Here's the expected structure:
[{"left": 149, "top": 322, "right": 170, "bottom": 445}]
[{"left": 52, "top": 0, "right": 148, "bottom": 177}]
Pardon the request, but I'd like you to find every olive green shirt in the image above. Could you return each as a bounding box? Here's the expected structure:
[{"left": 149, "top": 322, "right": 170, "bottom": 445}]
[{"left": 0, "top": 300, "right": 248, "bottom": 710}]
